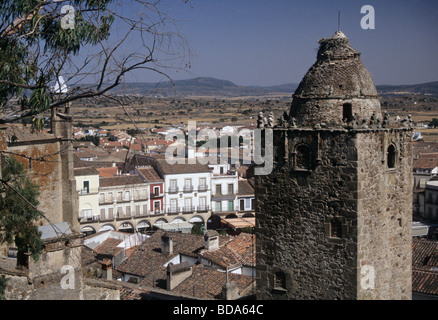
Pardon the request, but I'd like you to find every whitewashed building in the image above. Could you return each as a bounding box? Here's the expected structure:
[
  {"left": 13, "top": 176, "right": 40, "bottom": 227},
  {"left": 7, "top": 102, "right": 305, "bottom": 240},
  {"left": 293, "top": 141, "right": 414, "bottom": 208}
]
[
  {"left": 155, "top": 159, "right": 212, "bottom": 223},
  {"left": 208, "top": 159, "right": 239, "bottom": 216},
  {"left": 74, "top": 156, "right": 100, "bottom": 223}
]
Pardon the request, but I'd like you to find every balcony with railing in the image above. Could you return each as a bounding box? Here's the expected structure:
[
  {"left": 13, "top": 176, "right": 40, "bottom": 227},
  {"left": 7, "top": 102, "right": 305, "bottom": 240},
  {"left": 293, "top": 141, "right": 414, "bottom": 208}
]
[
  {"left": 99, "top": 198, "right": 114, "bottom": 205},
  {"left": 182, "top": 205, "right": 196, "bottom": 213},
  {"left": 183, "top": 185, "right": 194, "bottom": 193},
  {"left": 78, "top": 215, "right": 99, "bottom": 223},
  {"left": 198, "top": 185, "right": 208, "bottom": 192},
  {"left": 168, "top": 187, "right": 179, "bottom": 194},
  {"left": 166, "top": 207, "right": 180, "bottom": 215},
  {"left": 197, "top": 205, "right": 210, "bottom": 212},
  {"left": 151, "top": 209, "right": 165, "bottom": 216},
  {"left": 150, "top": 191, "right": 163, "bottom": 198}
]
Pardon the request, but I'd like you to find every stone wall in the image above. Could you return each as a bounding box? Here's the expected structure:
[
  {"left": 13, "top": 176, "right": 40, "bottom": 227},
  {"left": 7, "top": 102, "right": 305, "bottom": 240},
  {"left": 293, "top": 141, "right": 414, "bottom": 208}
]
[
  {"left": 6, "top": 140, "right": 64, "bottom": 226},
  {"left": 256, "top": 128, "right": 359, "bottom": 299},
  {"left": 28, "top": 236, "right": 84, "bottom": 300},
  {"left": 290, "top": 97, "right": 381, "bottom": 128},
  {"left": 1, "top": 245, "right": 121, "bottom": 300},
  {"left": 82, "top": 278, "right": 121, "bottom": 300},
  {"left": 255, "top": 127, "right": 413, "bottom": 300},
  {"left": 356, "top": 129, "right": 412, "bottom": 299}
]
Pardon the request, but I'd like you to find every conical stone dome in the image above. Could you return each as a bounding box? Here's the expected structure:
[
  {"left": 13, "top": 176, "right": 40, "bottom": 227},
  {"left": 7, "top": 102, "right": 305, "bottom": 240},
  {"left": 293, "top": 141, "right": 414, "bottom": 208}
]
[{"left": 289, "top": 31, "right": 382, "bottom": 127}]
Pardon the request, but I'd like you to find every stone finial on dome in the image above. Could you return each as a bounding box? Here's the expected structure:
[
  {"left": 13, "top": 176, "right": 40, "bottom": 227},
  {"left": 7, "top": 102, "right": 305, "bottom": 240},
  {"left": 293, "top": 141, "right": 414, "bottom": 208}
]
[
  {"left": 332, "top": 30, "right": 347, "bottom": 39},
  {"left": 289, "top": 31, "right": 382, "bottom": 127}
]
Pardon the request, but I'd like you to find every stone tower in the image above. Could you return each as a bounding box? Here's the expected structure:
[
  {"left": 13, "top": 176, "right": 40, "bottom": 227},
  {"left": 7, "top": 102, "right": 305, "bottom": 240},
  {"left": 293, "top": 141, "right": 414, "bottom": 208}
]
[{"left": 255, "top": 31, "right": 413, "bottom": 300}]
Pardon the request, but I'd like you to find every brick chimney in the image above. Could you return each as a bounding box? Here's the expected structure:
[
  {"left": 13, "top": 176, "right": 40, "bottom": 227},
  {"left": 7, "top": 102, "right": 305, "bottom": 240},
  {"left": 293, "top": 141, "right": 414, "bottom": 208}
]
[
  {"left": 166, "top": 261, "right": 192, "bottom": 291},
  {"left": 204, "top": 230, "right": 219, "bottom": 251},
  {"left": 161, "top": 234, "right": 173, "bottom": 255},
  {"left": 102, "top": 258, "right": 112, "bottom": 281},
  {"left": 222, "top": 281, "right": 239, "bottom": 300}
]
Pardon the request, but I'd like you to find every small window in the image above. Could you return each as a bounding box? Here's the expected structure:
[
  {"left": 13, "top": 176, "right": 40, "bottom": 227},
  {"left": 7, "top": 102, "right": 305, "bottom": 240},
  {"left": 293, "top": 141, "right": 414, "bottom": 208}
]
[
  {"left": 387, "top": 145, "right": 396, "bottom": 169},
  {"left": 274, "top": 271, "right": 287, "bottom": 290},
  {"left": 295, "top": 145, "right": 311, "bottom": 169},
  {"left": 83, "top": 181, "right": 90, "bottom": 194},
  {"left": 228, "top": 184, "right": 234, "bottom": 195},
  {"left": 154, "top": 201, "right": 161, "bottom": 212},
  {"left": 343, "top": 103, "right": 353, "bottom": 122},
  {"left": 330, "top": 217, "right": 342, "bottom": 238}
]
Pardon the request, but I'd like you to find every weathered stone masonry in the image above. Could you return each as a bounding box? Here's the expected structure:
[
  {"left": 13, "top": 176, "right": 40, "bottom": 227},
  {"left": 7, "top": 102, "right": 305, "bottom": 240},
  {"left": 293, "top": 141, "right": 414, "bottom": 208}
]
[
  {"left": 255, "top": 31, "right": 413, "bottom": 300},
  {"left": 255, "top": 127, "right": 412, "bottom": 300}
]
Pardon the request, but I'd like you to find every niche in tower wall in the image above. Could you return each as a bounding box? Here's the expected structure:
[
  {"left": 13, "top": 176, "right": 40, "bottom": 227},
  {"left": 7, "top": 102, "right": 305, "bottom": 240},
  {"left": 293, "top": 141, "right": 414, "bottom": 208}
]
[
  {"left": 270, "top": 267, "right": 293, "bottom": 296},
  {"left": 324, "top": 216, "right": 348, "bottom": 243},
  {"left": 343, "top": 103, "right": 353, "bottom": 123},
  {"left": 289, "top": 133, "right": 320, "bottom": 172},
  {"left": 295, "top": 144, "right": 311, "bottom": 170},
  {"left": 387, "top": 144, "right": 396, "bottom": 169}
]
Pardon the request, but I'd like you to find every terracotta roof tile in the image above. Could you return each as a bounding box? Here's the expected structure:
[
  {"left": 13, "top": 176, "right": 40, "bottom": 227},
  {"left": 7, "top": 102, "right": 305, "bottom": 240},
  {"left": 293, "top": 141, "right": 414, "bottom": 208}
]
[
  {"left": 94, "top": 238, "right": 123, "bottom": 256},
  {"left": 200, "top": 233, "right": 255, "bottom": 268},
  {"left": 171, "top": 264, "right": 255, "bottom": 299},
  {"left": 136, "top": 166, "right": 163, "bottom": 182},
  {"left": 413, "top": 157, "right": 438, "bottom": 170},
  {"left": 412, "top": 238, "right": 438, "bottom": 268},
  {"left": 238, "top": 179, "right": 254, "bottom": 196},
  {"left": 116, "top": 231, "right": 208, "bottom": 284},
  {"left": 412, "top": 269, "right": 438, "bottom": 295},
  {"left": 96, "top": 166, "right": 119, "bottom": 177},
  {"left": 74, "top": 166, "right": 99, "bottom": 176},
  {"left": 115, "top": 230, "right": 255, "bottom": 296}
]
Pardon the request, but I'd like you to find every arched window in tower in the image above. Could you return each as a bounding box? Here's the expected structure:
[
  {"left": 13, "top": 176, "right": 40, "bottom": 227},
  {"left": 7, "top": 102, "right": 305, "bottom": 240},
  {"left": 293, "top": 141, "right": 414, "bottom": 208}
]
[
  {"left": 295, "top": 145, "right": 311, "bottom": 169},
  {"left": 343, "top": 103, "right": 353, "bottom": 122},
  {"left": 330, "top": 217, "right": 343, "bottom": 239},
  {"left": 387, "top": 144, "right": 396, "bottom": 169}
]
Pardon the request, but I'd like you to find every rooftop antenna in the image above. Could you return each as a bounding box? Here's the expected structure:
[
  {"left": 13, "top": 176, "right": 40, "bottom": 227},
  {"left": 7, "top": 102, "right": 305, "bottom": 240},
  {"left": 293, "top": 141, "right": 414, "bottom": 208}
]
[{"left": 338, "top": 11, "right": 341, "bottom": 31}]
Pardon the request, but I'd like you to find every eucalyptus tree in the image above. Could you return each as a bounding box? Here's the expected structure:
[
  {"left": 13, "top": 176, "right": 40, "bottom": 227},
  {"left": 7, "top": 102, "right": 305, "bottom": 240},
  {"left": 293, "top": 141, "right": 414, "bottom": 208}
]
[
  {"left": 0, "top": 0, "right": 191, "bottom": 262},
  {"left": 0, "top": 0, "right": 191, "bottom": 125}
]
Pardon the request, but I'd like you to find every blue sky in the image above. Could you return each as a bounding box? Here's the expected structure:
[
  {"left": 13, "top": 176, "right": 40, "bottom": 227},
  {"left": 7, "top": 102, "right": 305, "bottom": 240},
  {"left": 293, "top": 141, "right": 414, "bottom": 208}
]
[{"left": 118, "top": 0, "right": 438, "bottom": 86}]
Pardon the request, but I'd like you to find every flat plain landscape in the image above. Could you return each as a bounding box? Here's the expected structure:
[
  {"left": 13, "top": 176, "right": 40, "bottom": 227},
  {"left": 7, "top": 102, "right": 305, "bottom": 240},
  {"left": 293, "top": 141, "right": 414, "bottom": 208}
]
[{"left": 61, "top": 78, "right": 438, "bottom": 142}]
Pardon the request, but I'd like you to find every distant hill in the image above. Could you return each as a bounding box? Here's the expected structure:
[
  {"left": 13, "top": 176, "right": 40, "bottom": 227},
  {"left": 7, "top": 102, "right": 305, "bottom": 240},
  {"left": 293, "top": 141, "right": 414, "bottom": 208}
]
[
  {"left": 111, "top": 77, "right": 298, "bottom": 98},
  {"left": 376, "top": 81, "right": 438, "bottom": 97},
  {"left": 109, "top": 77, "right": 438, "bottom": 98}
]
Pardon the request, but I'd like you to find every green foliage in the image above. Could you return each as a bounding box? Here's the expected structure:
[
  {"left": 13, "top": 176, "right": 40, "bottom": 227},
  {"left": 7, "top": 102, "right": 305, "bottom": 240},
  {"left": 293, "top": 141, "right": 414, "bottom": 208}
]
[
  {"left": 191, "top": 224, "right": 205, "bottom": 235},
  {"left": 240, "top": 227, "right": 253, "bottom": 234},
  {"left": 0, "top": 156, "right": 44, "bottom": 264},
  {"left": 78, "top": 134, "right": 100, "bottom": 146},
  {"left": 0, "top": 0, "right": 115, "bottom": 116}
]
